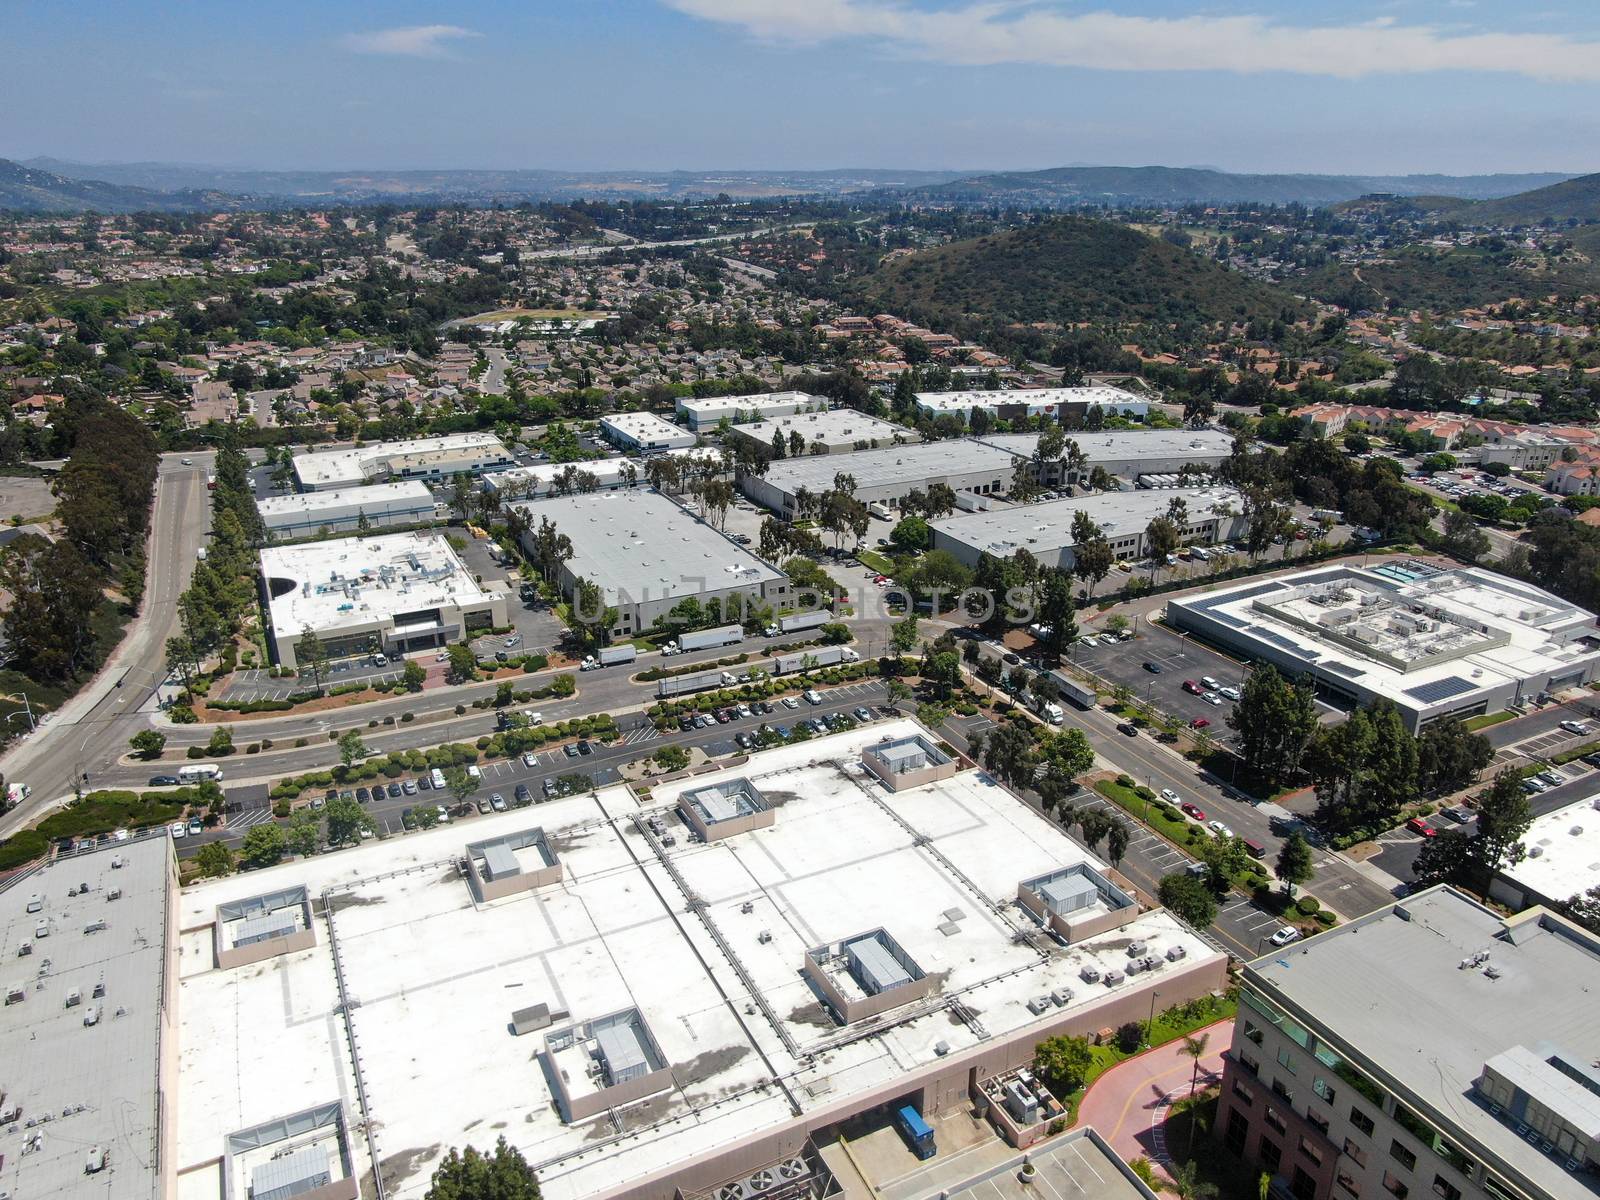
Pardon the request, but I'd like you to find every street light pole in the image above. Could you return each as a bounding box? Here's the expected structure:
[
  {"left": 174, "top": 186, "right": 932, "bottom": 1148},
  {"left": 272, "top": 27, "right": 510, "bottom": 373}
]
[{"left": 1, "top": 692, "right": 35, "bottom": 733}]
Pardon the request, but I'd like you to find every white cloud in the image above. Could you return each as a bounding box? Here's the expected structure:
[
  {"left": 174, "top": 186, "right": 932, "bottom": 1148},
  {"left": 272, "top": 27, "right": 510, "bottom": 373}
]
[
  {"left": 342, "top": 25, "right": 482, "bottom": 58},
  {"left": 664, "top": 0, "right": 1600, "bottom": 82}
]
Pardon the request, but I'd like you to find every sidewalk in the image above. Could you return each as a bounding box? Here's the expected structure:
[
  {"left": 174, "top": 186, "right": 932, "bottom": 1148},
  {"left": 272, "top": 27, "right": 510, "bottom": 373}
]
[{"left": 1075, "top": 1018, "right": 1231, "bottom": 1176}]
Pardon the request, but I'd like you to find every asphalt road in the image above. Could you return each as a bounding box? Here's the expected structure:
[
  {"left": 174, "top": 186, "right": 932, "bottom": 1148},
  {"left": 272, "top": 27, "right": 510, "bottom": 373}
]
[{"left": 0, "top": 453, "right": 213, "bottom": 834}]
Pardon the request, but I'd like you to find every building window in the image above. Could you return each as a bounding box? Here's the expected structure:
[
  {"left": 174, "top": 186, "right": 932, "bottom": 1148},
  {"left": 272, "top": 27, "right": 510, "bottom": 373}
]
[
  {"left": 1266, "top": 1106, "right": 1288, "bottom": 1137},
  {"left": 1244, "top": 1019, "right": 1265, "bottom": 1046},
  {"left": 1300, "top": 1136, "right": 1325, "bottom": 1167},
  {"left": 1307, "top": 1109, "right": 1330, "bottom": 1137},
  {"left": 1278, "top": 1047, "right": 1298, "bottom": 1074},
  {"left": 1350, "top": 1108, "right": 1375, "bottom": 1136},
  {"left": 1241, "top": 1052, "right": 1262, "bottom": 1077},
  {"left": 1225, "top": 1111, "right": 1250, "bottom": 1155},
  {"left": 1383, "top": 1173, "right": 1409, "bottom": 1199},
  {"left": 1234, "top": 1080, "right": 1256, "bottom": 1105},
  {"left": 1293, "top": 1167, "right": 1318, "bottom": 1200},
  {"left": 1260, "top": 1139, "right": 1283, "bottom": 1173},
  {"left": 1431, "top": 1177, "right": 1461, "bottom": 1200},
  {"left": 1314, "top": 1076, "right": 1338, "bottom": 1105},
  {"left": 1273, "top": 1077, "right": 1295, "bottom": 1103},
  {"left": 1390, "top": 1141, "right": 1417, "bottom": 1171},
  {"left": 1344, "top": 1138, "right": 1368, "bottom": 1168},
  {"left": 1337, "top": 1170, "right": 1362, "bottom": 1197}
]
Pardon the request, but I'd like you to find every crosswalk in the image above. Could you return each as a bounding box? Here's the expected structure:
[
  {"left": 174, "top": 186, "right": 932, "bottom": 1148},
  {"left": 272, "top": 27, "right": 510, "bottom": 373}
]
[
  {"left": 621, "top": 725, "right": 660, "bottom": 747},
  {"left": 225, "top": 806, "right": 275, "bottom": 832}
]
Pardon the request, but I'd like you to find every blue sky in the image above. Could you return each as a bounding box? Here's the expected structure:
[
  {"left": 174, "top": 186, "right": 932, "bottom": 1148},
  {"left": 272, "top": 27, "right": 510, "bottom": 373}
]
[{"left": 5, "top": 1, "right": 1600, "bottom": 175}]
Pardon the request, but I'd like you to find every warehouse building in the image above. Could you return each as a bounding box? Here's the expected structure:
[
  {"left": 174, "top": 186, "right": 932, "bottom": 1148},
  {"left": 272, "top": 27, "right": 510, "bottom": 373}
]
[
  {"left": 257, "top": 481, "right": 440, "bottom": 538},
  {"left": 291, "top": 432, "right": 516, "bottom": 491},
  {"left": 172, "top": 719, "right": 1224, "bottom": 1200},
  {"left": 728, "top": 408, "right": 918, "bottom": 457},
  {"left": 930, "top": 486, "right": 1247, "bottom": 570},
  {"left": 676, "top": 390, "right": 827, "bottom": 431},
  {"left": 1488, "top": 794, "right": 1600, "bottom": 914},
  {"left": 481, "top": 457, "right": 644, "bottom": 499},
  {"left": 915, "top": 386, "right": 1149, "bottom": 424},
  {"left": 1166, "top": 561, "right": 1600, "bottom": 731},
  {"left": 0, "top": 832, "right": 177, "bottom": 1200},
  {"left": 742, "top": 439, "right": 1017, "bottom": 515},
  {"left": 600, "top": 411, "right": 698, "bottom": 453},
  {"left": 974, "top": 429, "right": 1235, "bottom": 487},
  {"left": 1218, "top": 887, "right": 1600, "bottom": 1200},
  {"left": 259, "top": 530, "right": 507, "bottom": 668},
  {"left": 512, "top": 489, "right": 786, "bottom": 639}
]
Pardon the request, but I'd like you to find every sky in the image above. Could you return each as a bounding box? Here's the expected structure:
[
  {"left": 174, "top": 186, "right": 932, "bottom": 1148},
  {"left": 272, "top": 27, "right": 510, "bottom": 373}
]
[{"left": 6, "top": 0, "right": 1600, "bottom": 176}]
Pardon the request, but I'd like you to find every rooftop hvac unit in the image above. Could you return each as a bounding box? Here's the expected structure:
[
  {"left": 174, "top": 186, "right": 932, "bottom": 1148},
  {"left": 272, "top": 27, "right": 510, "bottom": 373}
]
[
  {"left": 1079, "top": 964, "right": 1101, "bottom": 984},
  {"left": 1027, "top": 995, "right": 1052, "bottom": 1015},
  {"left": 1051, "top": 986, "right": 1074, "bottom": 1006},
  {"left": 1103, "top": 969, "right": 1125, "bottom": 987},
  {"left": 1527, "top": 847, "right": 1543, "bottom": 858},
  {"left": 1166, "top": 945, "right": 1187, "bottom": 962},
  {"left": 1126, "top": 940, "right": 1146, "bottom": 957},
  {"left": 1571, "top": 826, "right": 1585, "bottom": 836}
]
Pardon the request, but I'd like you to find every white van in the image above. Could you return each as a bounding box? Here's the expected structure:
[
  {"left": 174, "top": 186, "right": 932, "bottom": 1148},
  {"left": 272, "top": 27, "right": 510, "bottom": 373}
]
[
  {"left": 429, "top": 768, "right": 446, "bottom": 790},
  {"left": 524, "top": 711, "right": 543, "bottom": 726}
]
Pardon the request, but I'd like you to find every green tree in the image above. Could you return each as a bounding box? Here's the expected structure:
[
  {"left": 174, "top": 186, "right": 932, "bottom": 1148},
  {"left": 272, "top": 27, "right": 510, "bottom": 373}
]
[
  {"left": 889, "top": 515, "right": 931, "bottom": 552},
  {"left": 922, "top": 650, "right": 962, "bottom": 699},
  {"left": 891, "top": 614, "right": 920, "bottom": 654},
  {"left": 1440, "top": 509, "right": 1491, "bottom": 564},
  {"left": 1309, "top": 702, "right": 1417, "bottom": 837},
  {"left": 1275, "top": 832, "right": 1315, "bottom": 897},
  {"left": 194, "top": 842, "right": 235, "bottom": 878},
  {"left": 402, "top": 659, "right": 427, "bottom": 692},
  {"left": 1144, "top": 515, "right": 1181, "bottom": 577},
  {"left": 324, "top": 795, "right": 375, "bottom": 847},
  {"left": 446, "top": 642, "right": 478, "bottom": 683},
  {"left": 1226, "top": 666, "right": 1318, "bottom": 789},
  {"left": 129, "top": 730, "right": 166, "bottom": 759},
  {"left": 1105, "top": 816, "right": 1131, "bottom": 866},
  {"left": 1159, "top": 871, "right": 1219, "bottom": 928},
  {"left": 286, "top": 810, "right": 321, "bottom": 857},
  {"left": 1034, "top": 1034, "right": 1094, "bottom": 1094},
  {"left": 445, "top": 766, "right": 477, "bottom": 810},
  {"left": 1037, "top": 570, "right": 1079, "bottom": 660},
  {"left": 207, "top": 726, "right": 234, "bottom": 756},
  {"left": 1168, "top": 1160, "right": 1219, "bottom": 1200},
  {"left": 338, "top": 729, "right": 368, "bottom": 768},
  {"left": 240, "top": 823, "right": 287, "bottom": 868},
  {"left": 1416, "top": 717, "right": 1493, "bottom": 797},
  {"left": 298, "top": 629, "right": 331, "bottom": 694},
  {"left": 424, "top": 1136, "right": 541, "bottom": 1200},
  {"left": 1471, "top": 769, "right": 1535, "bottom": 878},
  {"left": 653, "top": 744, "right": 690, "bottom": 772}
]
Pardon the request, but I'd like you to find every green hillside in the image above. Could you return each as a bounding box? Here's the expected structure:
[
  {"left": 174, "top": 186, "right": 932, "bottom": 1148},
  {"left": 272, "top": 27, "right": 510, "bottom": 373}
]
[
  {"left": 1474, "top": 172, "right": 1600, "bottom": 224},
  {"left": 0, "top": 158, "right": 224, "bottom": 213},
  {"left": 855, "top": 216, "right": 1305, "bottom": 332}
]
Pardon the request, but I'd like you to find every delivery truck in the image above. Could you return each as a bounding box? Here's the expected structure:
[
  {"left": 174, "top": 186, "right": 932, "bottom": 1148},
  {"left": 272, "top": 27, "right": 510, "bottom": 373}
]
[
  {"left": 764, "top": 610, "right": 830, "bottom": 637},
  {"left": 773, "top": 646, "right": 859, "bottom": 674},
  {"left": 1047, "top": 670, "right": 1098, "bottom": 710},
  {"left": 666, "top": 624, "right": 743, "bottom": 655}
]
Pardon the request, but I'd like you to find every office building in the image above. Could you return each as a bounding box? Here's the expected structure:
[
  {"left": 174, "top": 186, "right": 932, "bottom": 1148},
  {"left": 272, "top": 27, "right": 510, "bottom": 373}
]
[
  {"left": 728, "top": 408, "right": 918, "bottom": 457},
  {"left": 1219, "top": 887, "right": 1600, "bottom": 1200},
  {"left": 915, "top": 387, "right": 1149, "bottom": 424},
  {"left": 676, "top": 390, "right": 827, "bottom": 431},
  {"left": 291, "top": 432, "right": 516, "bottom": 491},
  {"left": 259, "top": 530, "right": 507, "bottom": 668},
  {"left": 257, "top": 481, "right": 439, "bottom": 538},
  {"left": 599, "top": 411, "right": 698, "bottom": 453},
  {"left": 741, "top": 439, "right": 1017, "bottom": 515},
  {"left": 1167, "top": 562, "right": 1600, "bottom": 732},
  {"left": 1488, "top": 795, "right": 1600, "bottom": 914},
  {"left": 512, "top": 489, "right": 786, "bottom": 638},
  {"left": 481, "top": 457, "right": 644, "bottom": 499},
  {"left": 174, "top": 719, "right": 1225, "bottom": 1200},
  {"left": 930, "top": 486, "right": 1247, "bottom": 570},
  {"left": 973, "top": 429, "right": 1235, "bottom": 486}
]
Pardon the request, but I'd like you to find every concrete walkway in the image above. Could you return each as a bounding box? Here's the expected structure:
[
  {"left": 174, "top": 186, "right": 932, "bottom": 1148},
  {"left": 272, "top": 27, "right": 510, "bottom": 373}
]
[{"left": 1075, "top": 1019, "right": 1231, "bottom": 1175}]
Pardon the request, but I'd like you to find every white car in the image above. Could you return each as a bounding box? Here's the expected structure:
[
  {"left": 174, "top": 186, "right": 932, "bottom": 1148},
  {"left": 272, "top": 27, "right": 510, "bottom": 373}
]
[
  {"left": 1159, "top": 788, "right": 1180, "bottom": 804},
  {"left": 169, "top": 821, "right": 188, "bottom": 840},
  {"left": 1218, "top": 686, "right": 1242, "bottom": 702},
  {"left": 522, "top": 752, "right": 538, "bottom": 768},
  {"left": 1080, "top": 635, "right": 1099, "bottom": 648},
  {"left": 803, "top": 689, "right": 822, "bottom": 705},
  {"left": 1200, "top": 675, "right": 1221, "bottom": 691},
  {"left": 1202, "top": 693, "right": 1222, "bottom": 706},
  {"left": 1269, "top": 927, "right": 1302, "bottom": 948},
  {"left": 781, "top": 696, "right": 800, "bottom": 710},
  {"left": 1560, "top": 720, "right": 1589, "bottom": 735},
  {"left": 1207, "top": 820, "right": 1234, "bottom": 839}
]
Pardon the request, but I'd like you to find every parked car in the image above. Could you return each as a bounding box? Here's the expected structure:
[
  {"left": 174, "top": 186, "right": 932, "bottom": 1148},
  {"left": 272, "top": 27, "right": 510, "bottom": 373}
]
[
  {"left": 1269, "top": 927, "right": 1302, "bottom": 948},
  {"left": 782, "top": 695, "right": 801, "bottom": 709},
  {"left": 169, "top": 821, "right": 187, "bottom": 839},
  {"left": 576, "top": 740, "right": 593, "bottom": 756},
  {"left": 401, "top": 807, "right": 416, "bottom": 829},
  {"left": 522, "top": 751, "right": 539, "bottom": 767},
  {"left": 355, "top": 787, "right": 371, "bottom": 803},
  {"left": 542, "top": 778, "right": 559, "bottom": 799},
  {"left": 1190, "top": 717, "right": 1211, "bottom": 729},
  {"left": 514, "top": 784, "right": 532, "bottom": 806},
  {"left": 1207, "top": 819, "right": 1234, "bottom": 839},
  {"left": 678, "top": 715, "right": 695, "bottom": 732},
  {"left": 1442, "top": 805, "right": 1474, "bottom": 824},
  {"left": 505, "top": 634, "right": 522, "bottom": 648},
  {"left": 564, "top": 742, "right": 580, "bottom": 758},
  {"left": 402, "top": 779, "right": 417, "bottom": 795},
  {"left": 187, "top": 818, "right": 203, "bottom": 836},
  {"left": 417, "top": 774, "right": 432, "bottom": 790},
  {"left": 1181, "top": 802, "right": 1207, "bottom": 821},
  {"left": 1406, "top": 817, "right": 1437, "bottom": 838},
  {"left": 803, "top": 689, "right": 822, "bottom": 705},
  {"left": 1142, "top": 660, "right": 1163, "bottom": 674},
  {"left": 735, "top": 731, "right": 754, "bottom": 750},
  {"left": 1182, "top": 679, "right": 1205, "bottom": 695},
  {"left": 491, "top": 793, "right": 508, "bottom": 812},
  {"left": 854, "top": 706, "right": 873, "bottom": 722},
  {"left": 1218, "top": 686, "right": 1242, "bottom": 701},
  {"left": 1200, "top": 676, "right": 1221, "bottom": 691}
]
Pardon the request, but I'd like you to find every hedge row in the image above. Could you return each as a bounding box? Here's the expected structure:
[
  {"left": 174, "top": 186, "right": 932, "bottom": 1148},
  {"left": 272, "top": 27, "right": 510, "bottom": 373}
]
[
  {"left": 646, "top": 659, "right": 908, "bottom": 723},
  {"left": 0, "top": 788, "right": 206, "bottom": 870}
]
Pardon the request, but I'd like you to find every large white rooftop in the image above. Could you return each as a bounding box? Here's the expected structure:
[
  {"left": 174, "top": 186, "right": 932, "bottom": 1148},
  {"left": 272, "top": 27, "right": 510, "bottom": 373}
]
[
  {"left": 731, "top": 408, "right": 915, "bottom": 451},
  {"left": 255, "top": 480, "right": 436, "bottom": 523},
  {"left": 916, "top": 387, "right": 1146, "bottom": 415},
  {"left": 175, "top": 720, "right": 1220, "bottom": 1200},
  {"left": 972, "top": 429, "right": 1235, "bottom": 466},
  {"left": 1498, "top": 794, "right": 1600, "bottom": 908},
  {"left": 759, "top": 439, "right": 1016, "bottom": 497},
  {"left": 514, "top": 489, "right": 782, "bottom": 606},
  {"left": 292, "top": 432, "right": 511, "bottom": 489},
  {"left": 259, "top": 530, "right": 502, "bottom": 638},
  {"left": 675, "top": 391, "right": 826, "bottom": 423},
  {"left": 600, "top": 411, "right": 697, "bottom": 448},
  {"left": 481, "top": 457, "right": 644, "bottom": 497},
  {"left": 932, "top": 486, "right": 1244, "bottom": 559}
]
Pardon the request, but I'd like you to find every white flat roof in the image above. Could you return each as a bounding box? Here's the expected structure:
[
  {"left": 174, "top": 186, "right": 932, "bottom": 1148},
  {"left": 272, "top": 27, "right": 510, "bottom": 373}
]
[
  {"left": 1500, "top": 795, "right": 1600, "bottom": 905},
  {"left": 916, "top": 387, "right": 1145, "bottom": 414},
  {"left": 760, "top": 439, "right": 1015, "bottom": 497},
  {"left": 256, "top": 480, "right": 435, "bottom": 520},
  {"left": 932, "top": 486, "right": 1244, "bottom": 558},
  {"left": 260, "top": 530, "right": 501, "bottom": 639},
  {"left": 515, "top": 489, "right": 782, "bottom": 606},
  {"left": 600, "top": 411, "right": 696, "bottom": 445},
  {"left": 972, "top": 429, "right": 1235, "bottom": 465},
  {"left": 732, "top": 408, "right": 914, "bottom": 448},
  {"left": 292, "top": 433, "right": 509, "bottom": 488},
  {"left": 174, "top": 721, "right": 1219, "bottom": 1200},
  {"left": 676, "top": 391, "right": 823, "bottom": 416},
  {"left": 1169, "top": 563, "right": 1600, "bottom": 715},
  {"left": 481, "top": 458, "right": 643, "bottom": 496}
]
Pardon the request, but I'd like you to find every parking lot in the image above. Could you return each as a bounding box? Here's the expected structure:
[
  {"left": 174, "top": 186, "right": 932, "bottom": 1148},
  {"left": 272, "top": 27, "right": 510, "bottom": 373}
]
[
  {"left": 219, "top": 661, "right": 405, "bottom": 702},
  {"left": 1069, "top": 621, "right": 1248, "bottom": 740}
]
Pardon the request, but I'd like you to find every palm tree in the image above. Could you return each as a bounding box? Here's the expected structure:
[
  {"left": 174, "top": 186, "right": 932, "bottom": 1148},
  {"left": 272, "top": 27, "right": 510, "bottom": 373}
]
[
  {"left": 1182, "top": 1032, "right": 1212, "bottom": 1157},
  {"left": 1169, "top": 1161, "right": 1218, "bottom": 1200}
]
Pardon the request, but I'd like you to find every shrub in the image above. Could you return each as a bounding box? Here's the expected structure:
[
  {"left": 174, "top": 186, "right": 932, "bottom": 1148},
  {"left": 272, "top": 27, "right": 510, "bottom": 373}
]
[
  {"left": 1116, "top": 773, "right": 1134, "bottom": 788},
  {"left": 1314, "top": 910, "right": 1337, "bottom": 926},
  {"left": 1295, "top": 896, "right": 1322, "bottom": 916},
  {"left": 401, "top": 712, "right": 414, "bottom": 722}
]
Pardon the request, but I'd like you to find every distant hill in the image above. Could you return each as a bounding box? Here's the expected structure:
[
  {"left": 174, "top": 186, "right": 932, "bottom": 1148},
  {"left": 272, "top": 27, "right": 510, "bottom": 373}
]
[
  {"left": 854, "top": 216, "right": 1305, "bottom": 333},
  {"left": 1473, "top": 172, "right": 1600, "bottom": 224},
  {"left": 896, "top": 166, "right": 1575, "bottom": 209},
  {"left": 0, "top": 158, "right": 230, "bottom": 213}
]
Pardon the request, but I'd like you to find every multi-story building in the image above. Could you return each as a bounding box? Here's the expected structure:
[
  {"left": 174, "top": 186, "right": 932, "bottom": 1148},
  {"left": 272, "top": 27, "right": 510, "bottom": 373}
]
[
  {"left": 1218, "top": 887, "right": 1600, "bottom": 1200},
  {"left": 599, "top": 411, "right": 698, "bottom": 453},
  {"left": 291, "top": 432, "right": 516, "bottom": 492},
  {"left": 259, "top": 530, "right": 507, "bottom": 667}
]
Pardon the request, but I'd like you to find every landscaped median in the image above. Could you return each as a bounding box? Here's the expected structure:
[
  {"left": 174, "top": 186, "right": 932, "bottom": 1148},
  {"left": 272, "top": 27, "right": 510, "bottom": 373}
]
[
  {"left": 0, "top": 786, "right": 218, "bottom": 871},
  {"left": 646, "top": 657, "right": 913, "bottom": 728}
]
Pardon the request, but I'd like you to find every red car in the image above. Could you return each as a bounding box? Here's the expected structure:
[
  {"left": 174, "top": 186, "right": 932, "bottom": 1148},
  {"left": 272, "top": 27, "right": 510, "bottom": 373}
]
[
  {"left": 1182, "top": 679, "right": 1205, "bottom": 695},
  {"left": 1190, "top": 717, "right": 1211, "bottom": 729},
  {"left": 1407, "top": 817, "right": 1437, "bottom": 839},
  {"left": 1181, "top": 802, "right": 1207, "bottom": 821}
]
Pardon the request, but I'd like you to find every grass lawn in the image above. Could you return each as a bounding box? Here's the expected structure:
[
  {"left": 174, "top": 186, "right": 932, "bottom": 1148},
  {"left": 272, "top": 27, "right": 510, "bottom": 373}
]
[
  {"left": 1551, "top": 737, "right": 1600, "bottom": 766},
  {"left": 1462, "top": 710, "right": 1517, "bottom": 732},
  {"left": 461, "top": 307, "right": 597, "bottom": 323},
  {"left": 857, "top": 548, "right": 896, "bottom": 576}
]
